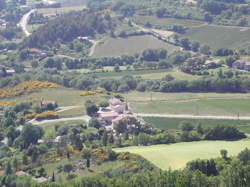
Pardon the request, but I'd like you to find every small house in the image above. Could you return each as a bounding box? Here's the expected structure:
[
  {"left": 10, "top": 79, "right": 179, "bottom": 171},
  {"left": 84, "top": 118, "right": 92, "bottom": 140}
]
[{"left": 40, "top": 99, "right": 58, "bottom": 110}]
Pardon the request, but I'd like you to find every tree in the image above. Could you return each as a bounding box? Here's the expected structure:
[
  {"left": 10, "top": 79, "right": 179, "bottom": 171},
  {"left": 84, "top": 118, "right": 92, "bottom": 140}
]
[
  {"left": 156, "top": 8, "right": 166, "bottom": 18},
  {"left": 225, "top": 56, "right": 236, "bottom": 68},
  {"left": 114, "top": 120, "right": 127, "bottom": 134},
  {"left": 99, "top": 101, "right": 109, "bottom": 108},
  {"left": 13, "top": 158, "right": 18, "bottom": 171},
  {"left": 220, "top": 149, "right": 228, "bottom": 160},
  {"left": 31, "top": 61, "right": 39, "bottom": 68},
  {"left": 5, "top": 161, "right": 12, "bottom": 175},
  {"left": 238, "top": 148, "right": 250, "bottom": 164},
  {"left": 85, "top": 100, "right": 98, "bottom": 116},
  {"left": 88, "top": 118, "right": 102, "bottom": 129},
  {"left": 179, "top": 121, "right": 194, "bottom": 131},
  {"left": 37, "top": 167, "right": 46, "bottom": 177},
  {"left": 20, "top": 125, "right": 44, "bottom": 148},
  {"left": 22, "top": 154, "right": 29, "bottom": 165},
  {"left": 114, "top": 64, "right": 121, "bottom": 72},
  {"left": 63, "top": 164, "right": 73, "bottom": 173},
  {"left": 191, "top": 41, "right": 200, "bottom": 52},
  {"left": 51, "top": 172, "right": 55, "bottom": 182},
  {"left": 102, "top": 131, "right": 108, "bottom": 146},
  {"left": 82, "top": 149, "right": 92, "bottom": 168},
  {"left": 180, "top": 38, "right": 191, "bottom": 50},
  {"left": 108, "top": 133, "right": 114, "bottom": 144},
  {"left": 200, "top": 45, "right": 211, "bottom": 55}
]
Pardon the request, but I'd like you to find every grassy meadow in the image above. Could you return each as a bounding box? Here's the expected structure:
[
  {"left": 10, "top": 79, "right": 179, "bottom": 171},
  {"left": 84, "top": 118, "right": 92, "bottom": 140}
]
[
  {"left": 36, "top": 6, "right": 85, "bottom": 15},
  {"left": 133, "top": 15, "right": 204, "bottom": 27},
  {"left": 130, "top": 98, "right": 250, "bottom": 116},
  {"left": 144, "top": 117, "right": 250, "bottom": 133},
  {"left": 183, "top": 25, "right": 250, "bottom": 49},
  {"left": 1, "top": 88, "right": 110, "bottom": 108},
  {"left": 123, "top": 91, "right": 250, "bottom": 102},
  {"left": 115, "top": 139, "right": 250, "bottom": 170},
  {"left": 93, "top": 35, "right": 179, "bottom": 57}
]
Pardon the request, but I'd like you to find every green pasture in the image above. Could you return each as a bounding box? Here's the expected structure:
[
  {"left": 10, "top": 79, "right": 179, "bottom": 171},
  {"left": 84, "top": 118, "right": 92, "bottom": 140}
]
[
  {"left": 123, "top": 91, "right": 250, "bottom": 102},
  {"left": 130, "top": 98, "right": 250, "bottom": 116},
  {"left": 133, "top": 15, "right": 204, "bottom": 27},
  {"left": 93, "top": 35, "right": 179, "bottom": 57},
  {"left": 115, "top": 139, "right": 250, "bottom": 170},
  {"left": 183, "top": 24, "right": 250, "bottom": 49},
  {"left": 144, "top": 117, "right": 250, "bottom": 133}
]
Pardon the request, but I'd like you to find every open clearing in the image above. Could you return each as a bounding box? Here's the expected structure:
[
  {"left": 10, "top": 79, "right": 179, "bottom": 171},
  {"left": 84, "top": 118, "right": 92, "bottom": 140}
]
[
  {"left": 130, "top": 98, "right": 250, "bottom": 116},
  {"left": 93, "top": 35, "right": 178, "bottom": 57},
  {"left": 144, "top": 117, "right": 250, "bottom": 133},
  {"left": 115, "top": 139, "right": 250, "bottom": 170},
  {"left": 183, "top": 24, "right": 250, "bottom": 49}
]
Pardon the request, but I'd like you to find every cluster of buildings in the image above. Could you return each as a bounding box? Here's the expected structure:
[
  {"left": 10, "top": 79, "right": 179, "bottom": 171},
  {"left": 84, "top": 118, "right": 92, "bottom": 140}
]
[
  {"left": 232, "top": 59, "right": 250, "bottom": 71},
  {"left": 98, "top": 98, "right": 136, "bottom": 132}
]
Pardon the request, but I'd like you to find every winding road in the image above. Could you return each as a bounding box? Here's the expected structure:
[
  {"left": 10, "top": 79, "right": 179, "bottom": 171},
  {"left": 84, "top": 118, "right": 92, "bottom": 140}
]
[
  {"left": 29, "top": 115, "right": 91, "bottom": 125},
  {"left": 18, "top": 9, "right": 37, "bottom": 37}
]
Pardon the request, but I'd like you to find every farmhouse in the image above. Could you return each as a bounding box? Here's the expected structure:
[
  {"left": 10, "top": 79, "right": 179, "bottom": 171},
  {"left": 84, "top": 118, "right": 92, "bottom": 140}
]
[
  {"left": 232, "top": 60, "right": 250, "bottom": 71},
  {"left": 40, "top": 99, "right": 58, "bottom": 109},
  {"left": 98, "top": 97, "right": 136, "bottom": 131}
]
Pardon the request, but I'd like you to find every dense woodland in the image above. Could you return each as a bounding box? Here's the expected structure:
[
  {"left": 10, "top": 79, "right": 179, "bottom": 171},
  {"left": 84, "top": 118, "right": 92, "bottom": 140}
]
[{"left": 24, "top": 10, "right": 116, "bottom": 48}]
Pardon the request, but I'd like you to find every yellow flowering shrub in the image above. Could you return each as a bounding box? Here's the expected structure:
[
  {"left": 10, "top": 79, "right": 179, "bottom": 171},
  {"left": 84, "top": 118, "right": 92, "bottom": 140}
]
[
  {"left": 0, "top": 81, "right": 60, "bottom": 99},
  {"left": 80, "top": 89, "right": 105, "bottom": 96},
  {"left": 36, "top": 111, "right": 59, "bottom": 120},
  {"left": 118, "top": 152, "right": 130, "bottom": 160},
  {"left": 0, "top": 101, "right": 17, "bottom": 107}
]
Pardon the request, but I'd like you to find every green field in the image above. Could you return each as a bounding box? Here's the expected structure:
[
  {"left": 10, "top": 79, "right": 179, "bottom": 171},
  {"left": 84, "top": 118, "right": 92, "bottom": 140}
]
[
  {"left": 37, "top": 6, "right": 85, "bottom": 15},
  {"left": 139, "top": 69, "right": 199, "bottom": 80},
  {"left": 123, "top": 91, "right": 250, "bottom": 102},
  {"left": 130, "top": 98, "right": 250, "bottom": 116},
  {"left": 133, "top": 15, "right": 204, "bottom": 27},
  {"left": 93, "top": 35, "right": 179, "bottom": 57},
  {"left": 115, "top": 139, "right": 250, "bottom": 170},
  {"left": 183, "top": 24, "right": 250, "bottom": 49},
  {"left": 1, "top": 88, "right": 109, "bottom": 108},
  {"left": 144, "top": 117, "right": 250, "bottom": 133}
]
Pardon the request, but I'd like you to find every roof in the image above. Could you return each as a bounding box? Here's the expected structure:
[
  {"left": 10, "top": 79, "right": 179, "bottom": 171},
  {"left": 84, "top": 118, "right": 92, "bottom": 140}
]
[
  {"left": 34, "top": 177, "right": 49, "bottom": 183},
  {"left": 54, "top": 136, "right": 61, "bottom": 143},
  {"left": 100, "top": 112, "right": 119, "bottom": 118},
  {"left": 109, "top": 98, "right": 122, "bottom": 106},
  {"left": 6, "top": 69, "right": 15, "bottom": 73},
  {"left": 16, "top": 171, "right": 28, "bottom": 176},
  {"left": 112, "top": 114, "right": 135, "bottom": 123},
  {"left": 41, "top": 100, "right": 57, "bottom": 105},
  {"left": 37, "top": 139, "right": 45, "bottom": 144}
]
